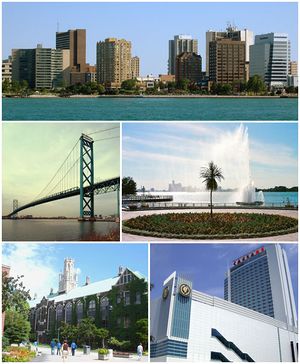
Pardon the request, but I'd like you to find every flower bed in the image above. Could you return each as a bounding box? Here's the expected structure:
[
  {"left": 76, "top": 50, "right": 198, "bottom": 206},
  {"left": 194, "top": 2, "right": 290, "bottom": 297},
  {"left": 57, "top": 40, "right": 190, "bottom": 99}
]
[
  {"left": 123, "top": 212, "right": 298, "bottom": 239},
  {"left": 2, "top": 347, "right": 35, "bottom": 362}
]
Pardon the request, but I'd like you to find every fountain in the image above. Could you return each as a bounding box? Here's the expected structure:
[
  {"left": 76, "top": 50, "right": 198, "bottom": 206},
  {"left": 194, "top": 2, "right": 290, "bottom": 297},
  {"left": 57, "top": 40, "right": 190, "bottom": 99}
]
[{"left": 211, "top": 124, "right": 264, "bottom": 206}]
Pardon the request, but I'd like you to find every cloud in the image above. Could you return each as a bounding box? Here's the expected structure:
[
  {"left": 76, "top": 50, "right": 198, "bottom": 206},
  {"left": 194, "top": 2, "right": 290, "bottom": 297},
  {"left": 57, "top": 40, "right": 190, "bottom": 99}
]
[{"left": 2, "top": 243, "right": 59, "bottom": 299}]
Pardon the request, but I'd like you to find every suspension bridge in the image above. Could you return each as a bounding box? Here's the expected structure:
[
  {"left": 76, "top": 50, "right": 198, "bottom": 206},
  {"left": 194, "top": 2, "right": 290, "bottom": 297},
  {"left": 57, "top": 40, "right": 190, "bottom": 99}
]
[{"left": 5, "top": 128, "right": 120, "bottom": 220}]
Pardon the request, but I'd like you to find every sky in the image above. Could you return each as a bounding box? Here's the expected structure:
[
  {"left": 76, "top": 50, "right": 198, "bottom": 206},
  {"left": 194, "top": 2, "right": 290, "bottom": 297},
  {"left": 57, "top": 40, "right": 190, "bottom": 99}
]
[
  {"left": 123, "top": 123, "right": 298, "bottom": 190},
  {"left": 2, "top": 2, "right": 298, "bottom": 75},
  {"left": 2, "top": 243, "right": 148, "bottom": 299},
  {"left": 3, "top": 123, "right": 120, "bottom": 217},
  {"left": 150, "top": 243, "right": 298, "bottom": 311}
]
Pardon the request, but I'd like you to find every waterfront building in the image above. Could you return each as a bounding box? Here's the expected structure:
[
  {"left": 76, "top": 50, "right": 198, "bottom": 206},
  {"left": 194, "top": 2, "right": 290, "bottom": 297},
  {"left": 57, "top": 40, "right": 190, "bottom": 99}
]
[
  {"left": 2, "top": 58, "right": 12, "bottom": 83},
  {"left": 206, "top": 25, "right": 253, "bottom": 76},
  {"left": 159, "top": 74, "right": 176, "bottom": 84},
  {"left": 175, "top": 52, "right": 202, "bottom": 83},
  {"left": 12, "top": 45, "right": 70, "bottom": 89},
  {"left": 250, "top": 33, "right": 290, "bottom": 88},
  {"left": 29, "top": 258, "right": 147, "bottom": 343},
  {"left": 224, "top": 245, "right": 297, "bottom": 328},
  {"left": 150, "top": 268, "right": 298, "bottom": 362},
  {"left": 96, "top": 38, "right": 132, "bottom": 88},
  {"left": 136, "top": 74, "right": 159, "bottom": 91},
  {"left": 289, "top": 61, "right": 298, "bottom": 76},
  {"left": 168, "top": 180, "right": 183, "bottom": 192},
  {"left": 209, "top": 39, "right": 246, "bottom": 85},
  {"left": 168, "top": 35, "right": 198, "bottom": 75},
  {"left": 131, "top": 56, "right": 140, "bottom": 79}
]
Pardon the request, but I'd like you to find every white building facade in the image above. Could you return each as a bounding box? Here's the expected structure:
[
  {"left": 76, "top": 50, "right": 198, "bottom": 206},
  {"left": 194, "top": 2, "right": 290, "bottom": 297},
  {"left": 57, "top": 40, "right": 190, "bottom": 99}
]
[
  {"left": 151, "top": 271, "right": 298, "bottom": 362},
  {"left": 250, "top": 33, "right": 290, "bottom": 88},
  {"left": 168, "top": 35, "right": 198, "bottom": 75}
]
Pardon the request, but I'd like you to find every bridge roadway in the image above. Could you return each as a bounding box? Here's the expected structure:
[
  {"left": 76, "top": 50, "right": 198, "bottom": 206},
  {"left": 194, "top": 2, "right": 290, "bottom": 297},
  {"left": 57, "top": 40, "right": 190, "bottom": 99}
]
[{"left": 6, "top": 177, "right": 120, "bottom": 218}]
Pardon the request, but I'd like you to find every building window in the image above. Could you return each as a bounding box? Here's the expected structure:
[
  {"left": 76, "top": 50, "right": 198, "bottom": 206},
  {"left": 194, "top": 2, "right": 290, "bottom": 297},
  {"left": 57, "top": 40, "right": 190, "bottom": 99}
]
[
  {"left": 124, "top": 291, "right": 130, "bottom": 306},
  {"left": 77, "top": 301, "right": 83, "bottom": 323},
  {"left": 135, "top": 292, "right": 141, "bottom": 304},
  {"left": 88, "top": 300, "right": 96, "bottom": 319},
  {"left": 48, "top": 307, "right": 55, "bottom": 331},
  {"left": 116, "top": 294, "right": 121, "bottom": 304},
  {"left": 65, "top": 303, "right": 72, "bottom": 324},
  {"left": 56, "top": 304, "right": 63, "bottom": 324}
]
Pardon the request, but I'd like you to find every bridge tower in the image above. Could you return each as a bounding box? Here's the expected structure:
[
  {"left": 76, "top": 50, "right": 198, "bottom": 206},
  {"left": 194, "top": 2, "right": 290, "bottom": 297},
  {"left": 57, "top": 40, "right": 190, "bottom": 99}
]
[
  {"left": 12, "top": 199, "right": 18, "bottom": 219},
  {"left": 80, "top": 134, "right": 94, "bottom": 219}
]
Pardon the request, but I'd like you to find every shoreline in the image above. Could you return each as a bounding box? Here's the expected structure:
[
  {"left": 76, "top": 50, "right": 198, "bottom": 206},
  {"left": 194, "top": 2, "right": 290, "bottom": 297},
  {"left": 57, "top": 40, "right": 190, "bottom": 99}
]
[{"left": 3, "top": 94, "right": 298, "bottom": 99}]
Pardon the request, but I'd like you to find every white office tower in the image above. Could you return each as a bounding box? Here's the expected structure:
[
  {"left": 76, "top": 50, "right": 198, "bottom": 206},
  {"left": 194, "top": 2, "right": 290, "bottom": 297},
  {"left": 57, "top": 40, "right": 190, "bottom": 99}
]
[
  {"left": 250, "top": 33, "right": 290, "bottom": 88},
  {"left": 206, "top": 25, "right": 254, "bottom": 75},
  {"left": 168, "top": 35, "right": 198, "bottom": 75},
  {"left": 58, "top": 258, "right": 78, "bottom": 294},
  {"left": 225, "top": 244, "right": 297, "bottom": 329},
  {"left": 150, "top": 270, "right": 298, "bottom": 362}
]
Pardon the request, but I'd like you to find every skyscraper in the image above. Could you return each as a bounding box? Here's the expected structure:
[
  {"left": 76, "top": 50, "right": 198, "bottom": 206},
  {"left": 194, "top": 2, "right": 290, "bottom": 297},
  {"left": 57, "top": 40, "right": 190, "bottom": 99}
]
[
  {"left": 168, "top": 35, "right": 198, "bottom": 75},
  {"left": 224, "top": 244, "right": 297, "bottom": 328},
  {"left": 209, "top": 39, "right": 246, "bottom": 85},
  {"left": 56, "top": 29, "right": 86, "bottom": 72},
  {"left": 96, "top": 38, "right": 132, "bottom": 87},
  {"left": 131, "top": 56, "right": 140, "bottom": 79},
  {"left": 249, "top": 33, "right": 290, "bottom": 88},
  {"left": 175, "top": 52, "right": 202, "bottom": 83},
  {"left": 206, "top": 25, "right": 253, "bottom": 76}
]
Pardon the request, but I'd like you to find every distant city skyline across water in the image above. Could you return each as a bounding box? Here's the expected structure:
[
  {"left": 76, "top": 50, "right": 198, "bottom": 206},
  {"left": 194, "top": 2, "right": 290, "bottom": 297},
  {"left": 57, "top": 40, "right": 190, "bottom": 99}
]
[{"left": 3, "top": 2, "right": 298, "bottom": 75}]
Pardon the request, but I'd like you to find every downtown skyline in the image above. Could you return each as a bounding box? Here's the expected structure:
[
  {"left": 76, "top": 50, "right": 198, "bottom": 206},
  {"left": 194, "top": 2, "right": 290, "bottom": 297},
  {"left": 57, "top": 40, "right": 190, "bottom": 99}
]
[{"left": 3, "top": 2, "right": 298, "bottom": 75}]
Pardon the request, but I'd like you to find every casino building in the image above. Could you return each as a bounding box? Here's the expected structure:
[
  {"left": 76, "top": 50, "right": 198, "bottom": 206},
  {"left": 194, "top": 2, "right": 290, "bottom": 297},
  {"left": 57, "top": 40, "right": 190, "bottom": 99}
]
[
  {"left": 150, "top": 245, "right": 298, "bottom": 362},
  {"left": 29, "top": 258, "right": 147, "bottom": 343}
]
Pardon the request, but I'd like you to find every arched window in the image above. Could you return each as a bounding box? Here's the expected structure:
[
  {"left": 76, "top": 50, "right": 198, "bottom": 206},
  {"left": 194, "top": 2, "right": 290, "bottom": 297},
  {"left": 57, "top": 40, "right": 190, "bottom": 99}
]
[
  {"left": 56, "top": 304, "right": 63, "bottom": 323},
  {"left": 77, "top": 301, "right": 83, "bottom": 323},
  {"left": 48, "top": 307, "right": 55, "bottom": 331},
  {"left": 65, "top": 303, "right": 72, "bottom": 324},
  {"left": 100, "top": 297, "right": 109, "bottom": 327},
  {"left": 88, "top": 300, "right": 96, "bottom": 319}
]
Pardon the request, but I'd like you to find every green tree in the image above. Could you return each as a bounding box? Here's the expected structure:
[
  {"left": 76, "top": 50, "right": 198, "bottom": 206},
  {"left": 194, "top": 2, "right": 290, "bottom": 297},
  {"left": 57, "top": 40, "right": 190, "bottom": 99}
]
[
  {"left": 96, "top": 328, "right": 109, "bottom": 348},
  {"left": 176, "top": 79, "right": 190, "bottom": 91},
  {"left": 121, "top": 79, "right": 137, "bottom": 91},
  {"left": 59, "top": 322, "right": 78, "bottom": 342},
  {"left": 4, "top": 310, "right": 31, "bottom": 344},
  {"left": 2, "top": 272, "right": 31, "bottom": 313},
  {"left": 97, "top": 84, "right": 106, "bottom": 95},
  {"left": 122, "top": 177, "right": 137, "bottom": 196},
  {"left": 2, "top": 79, "right": 10, "bottom": 93},
  {"left": 200, "top": 161, "right": 224, "bottom": 217},
  {"left": 135, "top": 318, "right": 148, "bottom": 349},
  {"left": 77, "top": 318, "right": 97, "bottom": 345},
  {"left": 247, "top": 75, "right": 266, "bottom": 95}
]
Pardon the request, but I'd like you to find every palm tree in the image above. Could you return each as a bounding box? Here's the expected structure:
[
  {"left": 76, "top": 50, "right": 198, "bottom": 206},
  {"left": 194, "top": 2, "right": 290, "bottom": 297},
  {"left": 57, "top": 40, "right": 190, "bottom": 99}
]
[{"left": 200, "top": 161, "right": 224, "bottom": 217}]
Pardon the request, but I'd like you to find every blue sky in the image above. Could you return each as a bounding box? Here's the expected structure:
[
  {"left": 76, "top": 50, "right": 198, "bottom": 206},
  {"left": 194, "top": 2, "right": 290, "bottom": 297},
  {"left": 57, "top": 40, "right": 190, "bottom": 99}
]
[
  {"left": 3, "top": 2, "right": 298, "bottom": 75},
  {"left": 2, "top": 243, "right": 148, "bottom": 298},
  {"left": 123, "top": 123, "right": 298, "bottom": 190},
  {"left": 150, "top": 243, "right": 298, "bottom": 311}
]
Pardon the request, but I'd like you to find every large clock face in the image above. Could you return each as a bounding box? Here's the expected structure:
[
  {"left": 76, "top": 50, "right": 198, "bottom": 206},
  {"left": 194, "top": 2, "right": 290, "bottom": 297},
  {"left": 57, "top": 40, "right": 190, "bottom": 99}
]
[
  {"left": 179, "top": 283, "right": 191, "bottom": 297},
  {"left": 162, "top": 286, "right": 169, "bottom": 299}
]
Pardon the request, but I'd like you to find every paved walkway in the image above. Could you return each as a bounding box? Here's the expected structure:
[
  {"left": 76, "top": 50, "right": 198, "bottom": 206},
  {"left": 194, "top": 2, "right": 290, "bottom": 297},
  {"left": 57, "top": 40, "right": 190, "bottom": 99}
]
[
  {"left": 122, "top": 208, "right": 298, "bottom": 241},
  {"left": 31, "top": 347, "right": 147, "bottom": 362}
]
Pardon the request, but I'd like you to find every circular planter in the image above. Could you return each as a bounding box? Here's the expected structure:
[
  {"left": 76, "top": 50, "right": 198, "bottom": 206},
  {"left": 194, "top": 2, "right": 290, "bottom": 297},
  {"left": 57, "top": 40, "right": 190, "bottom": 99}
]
[{"left": 122, "top": 212, "right": 298, "bottom": 239}]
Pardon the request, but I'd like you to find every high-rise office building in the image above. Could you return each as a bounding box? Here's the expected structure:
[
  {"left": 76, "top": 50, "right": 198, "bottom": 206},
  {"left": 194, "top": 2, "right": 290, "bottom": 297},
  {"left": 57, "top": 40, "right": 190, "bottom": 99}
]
[
  {"left": 175, "top": 52, "right": 202, "bottom": 83},
  {"left": 224, "top": 245, "right": 297, "bottom": 328},
  {"left": 249, "top": 33, "right": 290, "bottom": 88},
  {"left": 12, "top": 45, "right": 70, "bottom": 89},
  {"left": 209, "top": 39, "right": 246, "bottom": 85},
  {"left": 96, "top": 38, "right": 132, "bottom": 87},
  {"left": 56, "top": 29, "right": 86, "bottom": 72},
  {"left": 131, "top": 56, "right": 140, "bottom": 79},
  {"left": 206, "top": 26, "right": 253, "bottom": 76},
  {"left": 168, "top": 35, "right": 198, "bottom": 75},
  {"left": 289, "top": 61, "right": 298, "bottom": 76}
]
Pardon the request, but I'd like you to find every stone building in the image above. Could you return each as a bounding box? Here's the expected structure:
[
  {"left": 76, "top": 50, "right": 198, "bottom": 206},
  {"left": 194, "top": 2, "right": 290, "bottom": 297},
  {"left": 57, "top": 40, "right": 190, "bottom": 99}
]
[{"left": 29, "top": 259, "right": 147, "bottom": 343}]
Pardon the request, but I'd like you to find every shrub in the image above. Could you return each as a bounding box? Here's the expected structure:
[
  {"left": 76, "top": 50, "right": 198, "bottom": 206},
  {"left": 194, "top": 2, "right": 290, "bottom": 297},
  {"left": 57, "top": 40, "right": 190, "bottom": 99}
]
[
  {"left": 98, "top": 348, "right": 109, "bottom": 355},
  {"left": 2, "top": 347, "right": 35, "bottom": 362}
]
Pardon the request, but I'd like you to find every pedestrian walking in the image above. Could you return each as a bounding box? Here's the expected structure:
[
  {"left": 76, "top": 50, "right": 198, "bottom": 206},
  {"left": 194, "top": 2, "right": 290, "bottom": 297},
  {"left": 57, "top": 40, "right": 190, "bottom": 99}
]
[
  {"left": 62, "top": 340, "right": 69, "bottom": 362},
  {"left": 70, "top": 341, "right": 77, "bottom": 356},
  {"left": 33, "top": 341, "right": 38, "bottom": 357},
  {"left": 57, "top": 341, "right": 62, "bottom": 356},
  {"left": 50, "top": 339, "right": 56, "bottom": 355},
  {"left": 137, "top": 343, "right": 143, "bottom": 360}
]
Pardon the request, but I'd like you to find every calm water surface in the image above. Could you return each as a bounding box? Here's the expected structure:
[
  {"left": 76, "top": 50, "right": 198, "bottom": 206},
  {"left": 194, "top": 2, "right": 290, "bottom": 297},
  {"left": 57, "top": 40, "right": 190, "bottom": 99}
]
[
  {"left": 2, "top": 219, "right": 119, "bottom": 241},
  {"left": 3, "top": 97, "right": 297, "bottom": 120}
]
